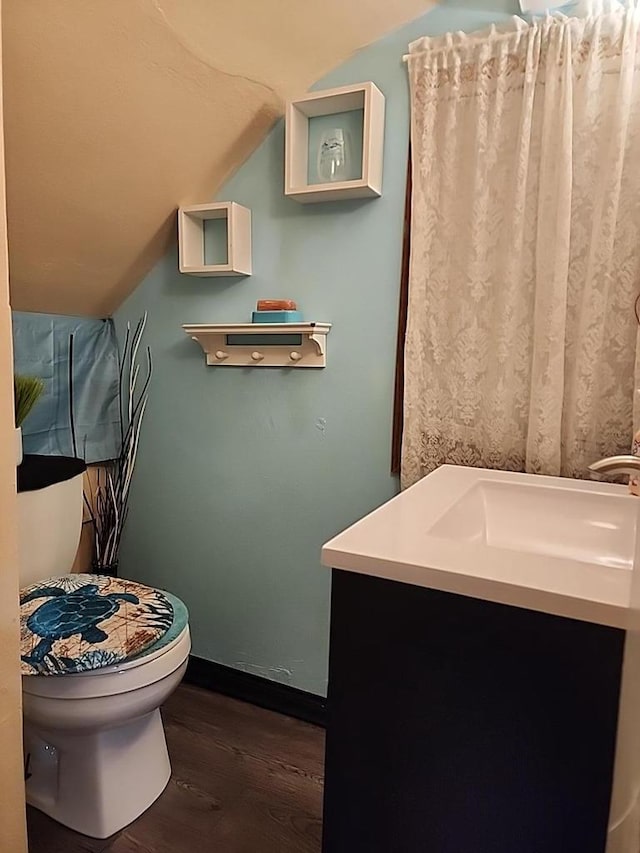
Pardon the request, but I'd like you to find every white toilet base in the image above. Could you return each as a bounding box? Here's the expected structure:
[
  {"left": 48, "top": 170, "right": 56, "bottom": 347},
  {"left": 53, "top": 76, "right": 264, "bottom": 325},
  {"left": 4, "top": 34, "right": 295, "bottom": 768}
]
[{"left": 25, "top": 708, "right": 171, "bottom": 838}]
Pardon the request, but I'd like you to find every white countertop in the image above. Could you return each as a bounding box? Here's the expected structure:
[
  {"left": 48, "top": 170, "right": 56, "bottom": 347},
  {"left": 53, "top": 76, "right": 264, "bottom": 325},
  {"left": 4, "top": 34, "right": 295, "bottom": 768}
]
[{"left": 321, "top": 466, "right": 636, "bottom": 629}]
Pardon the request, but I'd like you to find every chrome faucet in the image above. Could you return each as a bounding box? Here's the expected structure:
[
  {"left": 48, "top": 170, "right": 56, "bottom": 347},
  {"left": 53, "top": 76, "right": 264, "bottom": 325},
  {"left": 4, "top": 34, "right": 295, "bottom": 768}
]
[{"left": 589, "top": 455, "right": 640, "bottom": 478}]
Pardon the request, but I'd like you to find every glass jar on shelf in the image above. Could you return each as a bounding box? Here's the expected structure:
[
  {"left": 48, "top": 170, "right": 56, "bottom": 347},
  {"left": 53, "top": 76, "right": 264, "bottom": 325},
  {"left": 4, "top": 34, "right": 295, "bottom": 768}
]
[{"left": 317, "top": 128, "right": 350, "bottom": 183}]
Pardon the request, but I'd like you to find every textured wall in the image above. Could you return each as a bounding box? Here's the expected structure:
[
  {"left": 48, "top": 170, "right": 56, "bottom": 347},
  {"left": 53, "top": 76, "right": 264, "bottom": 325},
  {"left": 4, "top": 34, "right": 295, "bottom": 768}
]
[
  {"left": 116, "top": 1, "right": 517, "bottom": 695},
  {"left": 3, "top": 0, "right": 436, "bottom": 317}
]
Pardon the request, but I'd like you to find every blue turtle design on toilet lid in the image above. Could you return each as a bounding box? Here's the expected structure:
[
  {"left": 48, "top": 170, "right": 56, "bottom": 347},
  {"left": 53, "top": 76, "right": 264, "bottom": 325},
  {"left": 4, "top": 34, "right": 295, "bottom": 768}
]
[{"left": 20, "top": 574, "right": 174, "bottom": 676}]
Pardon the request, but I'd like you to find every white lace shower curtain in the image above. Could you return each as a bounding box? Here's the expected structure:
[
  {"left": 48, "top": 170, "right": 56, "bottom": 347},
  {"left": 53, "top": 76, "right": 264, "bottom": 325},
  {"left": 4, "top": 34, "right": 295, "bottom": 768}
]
[{"left": 402, "top": 4, "right": 640, "bottom": 488}]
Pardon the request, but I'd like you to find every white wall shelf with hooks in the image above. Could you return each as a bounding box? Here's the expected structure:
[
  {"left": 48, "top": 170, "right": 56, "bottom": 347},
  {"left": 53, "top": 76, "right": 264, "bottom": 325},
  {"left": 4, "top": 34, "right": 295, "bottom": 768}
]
[
  {"left": 178, "top": 202, "right": 252, "bottom": 276},
  {"left": 183, "top": 323, "right": 332, "bottom": 368},
  {"left": 285, "top": 81, "right": 385, "bottom": 203}
]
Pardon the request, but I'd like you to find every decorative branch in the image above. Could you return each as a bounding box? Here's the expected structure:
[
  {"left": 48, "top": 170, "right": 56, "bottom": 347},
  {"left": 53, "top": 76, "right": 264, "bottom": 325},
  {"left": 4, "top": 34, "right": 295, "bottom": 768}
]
[
  {"left": 76, "top": 313, "right": 152, "bottom": 576},
  {"left": 68, "top": 333, "right": 78, "bottom": 458}
]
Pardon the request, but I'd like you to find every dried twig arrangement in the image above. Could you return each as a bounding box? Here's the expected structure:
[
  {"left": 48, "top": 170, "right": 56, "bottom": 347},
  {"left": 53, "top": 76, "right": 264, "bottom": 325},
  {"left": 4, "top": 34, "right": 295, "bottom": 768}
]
[{"left": 83, "top": 314, "right": 152, "bottom": 574}]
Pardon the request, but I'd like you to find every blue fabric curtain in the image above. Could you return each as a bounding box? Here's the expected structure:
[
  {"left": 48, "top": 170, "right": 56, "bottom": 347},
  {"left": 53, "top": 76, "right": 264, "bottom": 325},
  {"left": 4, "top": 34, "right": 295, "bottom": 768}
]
[{"left": 12, "top": 312, "right": 121, "bottom": 463}]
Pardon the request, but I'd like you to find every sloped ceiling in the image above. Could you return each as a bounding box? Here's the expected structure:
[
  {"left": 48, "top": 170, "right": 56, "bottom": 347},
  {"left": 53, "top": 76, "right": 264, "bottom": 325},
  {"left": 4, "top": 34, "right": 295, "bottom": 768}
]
[{"left": 2, "top": 0, "right": 435, "bottom": 317}]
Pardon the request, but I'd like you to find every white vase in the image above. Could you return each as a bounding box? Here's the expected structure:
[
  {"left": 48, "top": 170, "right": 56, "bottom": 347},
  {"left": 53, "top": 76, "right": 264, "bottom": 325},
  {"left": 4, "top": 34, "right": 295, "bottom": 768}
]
[{"left": 15, "top": 426, "right": 22, "bottom": 466}]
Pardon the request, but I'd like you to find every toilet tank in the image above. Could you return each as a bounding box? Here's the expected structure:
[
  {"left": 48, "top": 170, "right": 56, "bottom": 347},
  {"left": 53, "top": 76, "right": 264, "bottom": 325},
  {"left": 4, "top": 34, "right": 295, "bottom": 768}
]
[{"left": 17, "top": 456, "right": 87, "bottom": 588}]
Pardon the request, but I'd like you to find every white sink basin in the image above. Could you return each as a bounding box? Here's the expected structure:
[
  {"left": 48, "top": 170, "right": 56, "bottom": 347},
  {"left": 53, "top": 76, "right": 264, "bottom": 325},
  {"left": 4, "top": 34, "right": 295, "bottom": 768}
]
[
  {"left": 322, "top": 466, "right": 638, "bottom": 628},
  {"left": 428, "top": 478, "right": 636, "bottom": 571}
]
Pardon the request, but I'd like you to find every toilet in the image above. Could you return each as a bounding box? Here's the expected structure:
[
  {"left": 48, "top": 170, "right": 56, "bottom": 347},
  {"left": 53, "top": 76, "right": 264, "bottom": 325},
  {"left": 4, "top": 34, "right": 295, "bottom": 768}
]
[{"left": 17, "top": 456, "right": 191, "bottom": 839}]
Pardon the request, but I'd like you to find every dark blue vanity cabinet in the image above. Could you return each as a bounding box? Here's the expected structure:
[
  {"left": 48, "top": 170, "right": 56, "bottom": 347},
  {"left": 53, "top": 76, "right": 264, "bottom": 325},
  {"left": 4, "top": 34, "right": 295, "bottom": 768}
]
[{"left": 321, "top": 569, "right": 624, "bottom": 853}]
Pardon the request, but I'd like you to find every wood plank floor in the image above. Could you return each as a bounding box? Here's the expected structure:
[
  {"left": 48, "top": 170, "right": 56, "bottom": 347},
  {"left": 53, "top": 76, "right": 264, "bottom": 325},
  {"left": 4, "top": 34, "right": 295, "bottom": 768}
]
[{"left": 27, "top": 684, "right": 325, "bottom": 853}]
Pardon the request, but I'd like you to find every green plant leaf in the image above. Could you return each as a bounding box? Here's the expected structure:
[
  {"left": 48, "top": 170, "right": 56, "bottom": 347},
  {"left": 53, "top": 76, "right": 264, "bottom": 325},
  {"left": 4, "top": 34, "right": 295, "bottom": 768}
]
[{"left": 14, "top": 374, "right": 45, "bottom": 427}]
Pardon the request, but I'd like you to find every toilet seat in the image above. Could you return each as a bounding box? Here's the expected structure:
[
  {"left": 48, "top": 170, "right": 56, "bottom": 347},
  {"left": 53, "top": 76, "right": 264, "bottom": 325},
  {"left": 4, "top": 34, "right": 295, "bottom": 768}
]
[
  {"left": 22, "top": 585, "right": 190, "bottom": 700},
  {"left": 20, "top": 574, "right": 176, "bottom": 676},
  {"left": 22, "top": 624, "right": 190, "bottom": 700}
]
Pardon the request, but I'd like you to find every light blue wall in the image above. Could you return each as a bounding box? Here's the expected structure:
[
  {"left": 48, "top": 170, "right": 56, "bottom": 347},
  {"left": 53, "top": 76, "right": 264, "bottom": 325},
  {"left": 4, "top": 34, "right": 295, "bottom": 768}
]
[{"left": 116, "top": 0, "right": 517, "bottom": 695}]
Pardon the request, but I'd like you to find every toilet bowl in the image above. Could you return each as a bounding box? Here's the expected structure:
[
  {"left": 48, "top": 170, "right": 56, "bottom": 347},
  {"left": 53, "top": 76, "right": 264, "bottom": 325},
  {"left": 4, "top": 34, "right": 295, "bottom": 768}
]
[
  {"left": 23, "top": 618, "right": 190, "bottom": 838},
  {"left": 18, "top": 456, "right": 190, "bottom": 838}
]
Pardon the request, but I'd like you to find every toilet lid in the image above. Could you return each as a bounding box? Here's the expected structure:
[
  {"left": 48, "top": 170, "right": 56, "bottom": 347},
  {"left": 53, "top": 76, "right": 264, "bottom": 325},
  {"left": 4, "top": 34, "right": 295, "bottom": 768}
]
[
  {"left": 124, "top": 590, "right": 189, "bottom": 666},
  {"left": 20, "top": 574, "right": 174, "bottom": 676}
]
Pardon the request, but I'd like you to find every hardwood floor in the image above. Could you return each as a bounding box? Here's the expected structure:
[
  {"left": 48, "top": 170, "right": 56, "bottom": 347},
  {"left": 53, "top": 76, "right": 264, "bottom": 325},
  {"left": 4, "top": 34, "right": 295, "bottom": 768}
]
[{"left": 27, "top": 684, "right": 325, "bottom": 853}]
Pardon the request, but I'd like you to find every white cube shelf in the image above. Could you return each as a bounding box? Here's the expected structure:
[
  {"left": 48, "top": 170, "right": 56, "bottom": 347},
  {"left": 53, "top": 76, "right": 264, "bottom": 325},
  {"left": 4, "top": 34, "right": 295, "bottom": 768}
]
[
  {"left": 285, "top": 82, "right": 385, "bottom": 204},
  {"left": 178, "top": 201, "right": 252, "bottom": 276}
]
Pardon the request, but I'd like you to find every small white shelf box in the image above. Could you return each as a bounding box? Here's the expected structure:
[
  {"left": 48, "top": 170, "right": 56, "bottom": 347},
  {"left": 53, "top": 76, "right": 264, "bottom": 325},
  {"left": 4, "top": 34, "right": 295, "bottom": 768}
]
[
  {"left": 178, "top": 202, "right": 252, "bottom": 276},
  {"left": 183, "top": 323, "right": 332, "bottom": 368},
  {"left": 285, "top": 81, "right": 385, "bottom": 204}
]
